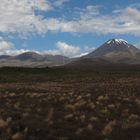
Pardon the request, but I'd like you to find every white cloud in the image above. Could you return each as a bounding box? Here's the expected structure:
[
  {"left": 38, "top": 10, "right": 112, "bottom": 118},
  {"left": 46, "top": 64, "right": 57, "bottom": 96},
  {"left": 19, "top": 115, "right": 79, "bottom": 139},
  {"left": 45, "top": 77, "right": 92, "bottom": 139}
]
[
  {"left": 56, "top": 41, "right": 80, "bottom": 56},
  {"left": 0, "top": 0, "right": 73, "bottom": 36},
  {"left": 0, "top": 38, "right": 30, "bottom": 55},
  {"left": 0, "top": 41, "right": 14, "bottom": 51},
  {"left": 44, "top": 5, "right": 140, "bottom": 36},
  {"left": 0, "top": 0, "right": 51, "bottom": 35},
  {"left": 1, "top": 1, "right": 140, "bottom": 37},
  {"left": 44, "top": 41, "right": 80, "bottom": 57},
  {"left": 73, "top": 46, "right": 95, "bottom": 58},
  {"left": 43, "top": 42, "right": 95, "bottom": 57}
]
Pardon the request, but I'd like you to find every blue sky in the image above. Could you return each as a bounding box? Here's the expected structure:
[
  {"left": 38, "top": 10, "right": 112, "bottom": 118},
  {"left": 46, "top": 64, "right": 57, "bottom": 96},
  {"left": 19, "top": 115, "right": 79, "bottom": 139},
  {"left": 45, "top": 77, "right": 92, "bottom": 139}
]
[{"left": 0, "top": 0, "right": 140, "bottom": 57}]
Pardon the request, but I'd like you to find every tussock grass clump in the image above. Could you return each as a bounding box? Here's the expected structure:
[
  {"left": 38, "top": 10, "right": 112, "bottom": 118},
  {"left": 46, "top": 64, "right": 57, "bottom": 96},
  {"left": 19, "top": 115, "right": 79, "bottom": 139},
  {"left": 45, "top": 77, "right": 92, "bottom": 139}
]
[
  {"left": 65, "top": 104, "right": 75, "bottom": 111},
  {"left": 97, "top": 95, "right": 109, "bottom": 102},
  {"left": 74, "top": 99, "right": 87, "bottom": 109},
  {"left": 6, "top": 117, "right": 12, "bottom": 124},
  {"left": 79, "top": 114, "right": 86, "bottom": 122},
  {"left": 86, "top": 123, "right": 93, "bottom": 131},
  {"left": 89, "top": 116, "right": 99, "bottom": 122},
  {"left": 0, "top": 118, "right": 8, "bottom": 129},
  {"left": 107, "top": 104, "right": 115, "bottom": 110},
  {"left": 100, "top": 108, "right": 109, "bottom": 115},
  {"left": 14, "top": 102, "right": 20, "bottom": 109},
  {"left": 64, "top": 114, "right": 74, "bottom": 120},
  {"left": 75, "top": 128, "right": 83, "bottom": 135},
  {"left": 12, "top": 132, "right": 25, "bottom": 140},
  {"left": 88, "top": 102, "right": 96, "bottom": 109},
  {"left": 46, "top": 108, "right": 54, "bottom": 126},
  {"left": 102, "top": 120, "right": 117, "bottom": 136},
  {"left": 135, "top": 98, "right": 140, "bottom": 108},
  {"left": 122, "top": 114, "right": 140, "bottom": 129}
]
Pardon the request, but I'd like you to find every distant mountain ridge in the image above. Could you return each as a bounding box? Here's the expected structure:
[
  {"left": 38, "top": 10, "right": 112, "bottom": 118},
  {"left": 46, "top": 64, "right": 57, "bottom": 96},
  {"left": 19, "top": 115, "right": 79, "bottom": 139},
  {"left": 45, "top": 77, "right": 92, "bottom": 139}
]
[
  {"left": 0, "top": 39, "right": 140, "bottom": 67},
  {"left": 0, "top": 52, "right": 70, "bottom": 67}
]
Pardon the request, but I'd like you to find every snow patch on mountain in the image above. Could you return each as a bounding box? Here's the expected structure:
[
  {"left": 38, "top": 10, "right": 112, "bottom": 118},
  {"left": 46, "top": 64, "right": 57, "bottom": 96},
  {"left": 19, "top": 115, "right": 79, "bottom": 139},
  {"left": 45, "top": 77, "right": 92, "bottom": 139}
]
[{"left": 106, "top": 39, "right": 129, "bottom": 47}]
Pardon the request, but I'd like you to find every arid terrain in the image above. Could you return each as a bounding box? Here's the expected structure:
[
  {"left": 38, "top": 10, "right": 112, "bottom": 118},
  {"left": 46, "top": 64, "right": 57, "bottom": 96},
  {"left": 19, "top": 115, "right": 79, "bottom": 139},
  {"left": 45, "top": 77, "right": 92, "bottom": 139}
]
[{"left": 0, "top": 67, "right": 140, "bottom": 140}]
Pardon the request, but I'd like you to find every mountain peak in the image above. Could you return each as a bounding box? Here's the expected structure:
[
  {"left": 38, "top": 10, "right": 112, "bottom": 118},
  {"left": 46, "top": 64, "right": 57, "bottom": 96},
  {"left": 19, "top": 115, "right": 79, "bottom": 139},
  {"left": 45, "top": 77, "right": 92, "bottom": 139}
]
[
  {"left": 106, "top": 38, "right": 128, "bottom": 46},
  {"left": 84, "top": 38, "right": 140, "bottom": 61}
]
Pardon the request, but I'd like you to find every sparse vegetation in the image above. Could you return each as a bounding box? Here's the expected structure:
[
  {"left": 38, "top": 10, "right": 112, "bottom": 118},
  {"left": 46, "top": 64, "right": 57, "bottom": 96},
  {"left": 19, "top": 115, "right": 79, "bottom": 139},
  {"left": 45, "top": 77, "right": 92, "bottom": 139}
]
[{"left": 0, "top": 67, "right": 140, "bottom": 140}]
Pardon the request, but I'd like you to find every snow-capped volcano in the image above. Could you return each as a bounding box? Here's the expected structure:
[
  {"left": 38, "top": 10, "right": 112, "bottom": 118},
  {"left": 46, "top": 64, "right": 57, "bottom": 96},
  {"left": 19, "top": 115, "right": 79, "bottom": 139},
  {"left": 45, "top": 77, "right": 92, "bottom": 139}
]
[
  {"left": 84, "top": 38, "right": 140, "bottom": 64},
  {"left": 107, "top": 39, "right": 128, "bottom": 46}
]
